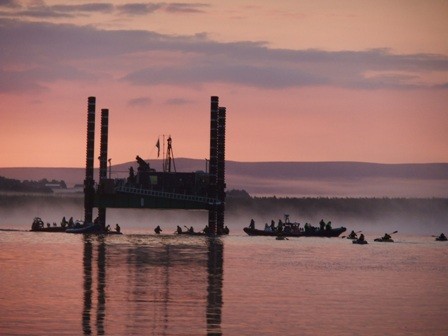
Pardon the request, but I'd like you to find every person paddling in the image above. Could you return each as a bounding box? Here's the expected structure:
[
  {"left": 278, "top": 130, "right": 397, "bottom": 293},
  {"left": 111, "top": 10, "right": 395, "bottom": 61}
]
[
  {"left": 348, "top": 230, "right": 358, "bottom": 239},
  {"left": 154, "top": 225, "right": 162, "bottom": 234},
  {"left": 438, "top": 233, "right": 447, "bottom": 240},
  {"left": 358, "top": 233, "right": 365, "bottom": 242},
  {"left": 382, "top": 233, "right": 392, "bottom": 240}
]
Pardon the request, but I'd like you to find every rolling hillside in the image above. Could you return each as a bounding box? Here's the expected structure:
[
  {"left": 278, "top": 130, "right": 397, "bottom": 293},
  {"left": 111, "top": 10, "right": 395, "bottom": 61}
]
[{"left": 1, "top": 159, "right": 447, "bottom": 197}]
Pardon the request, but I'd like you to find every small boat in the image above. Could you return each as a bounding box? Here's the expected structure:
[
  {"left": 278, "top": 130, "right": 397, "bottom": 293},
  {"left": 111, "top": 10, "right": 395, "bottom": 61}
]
[
  {"left": 435, "top": 236, "right": 447, "bottom": 241},
  {"left": 30, "top": 217, "right": 67, "bottom": 233},
  {"left": 243, "top": 225, "right": 346, "bottom": 238},
  {"left": 244, "top": 215, "right": 346, "bottom": 238},
  {"left": 352, "top": 239, "right": 368, "bottom": 245},
  {"left": 374, "top": 238, "right": 394, "bottom": 243}
]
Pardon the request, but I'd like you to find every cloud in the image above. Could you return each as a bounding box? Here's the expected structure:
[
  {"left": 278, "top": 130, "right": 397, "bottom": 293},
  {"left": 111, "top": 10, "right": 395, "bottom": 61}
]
[
  {"left": 0, "top": 2, "right": 114, "bottom": 18},
  {"left": 165, "top": 98, "right": 194, "bottom": 105},
  {"left": 0, "top": 1, "right": 208, "bottom": 18},
  {"left": 164, "top": 3, "right": 209, "bottom": 13},
  {"left": 128, "top": 97, "right": 152, "bottom": 107},
  {"left": 51, "top": 3, "right": 115, "bottom": 14},
  {"left": 1, "top": 18, "right": 447, "bottom": 94},
  {"left": 116, "top": 3, "right": 163, "bottom": 16},
  {"left": 116, "top": 3, "right": 208, "bottom": 16},
  {"left": 0, "top": 0, "right": 21, "bottom": 9}
]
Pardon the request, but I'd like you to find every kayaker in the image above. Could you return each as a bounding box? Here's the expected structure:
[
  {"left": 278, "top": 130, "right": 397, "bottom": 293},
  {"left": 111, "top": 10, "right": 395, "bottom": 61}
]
[
  {"left": 115, "top": 223, "right": 121, "bottom": 233},
  {"left": 176, "top": 225, "right": 182, "bottom": 234},
  {"left": 223, "top": 226, "right": 230, "bottom": 234},
  {"left": 249, "top": 219, "right": 255, "bottom": 229},
  {"left": 438, "top": 233, "right": 446, "bottom": 240},
  {"left": 188, "top": 226, "right": 194, "bottom": 233},
  {"left": 382, "top": 233, "right": 392, "bottom": 240},
  {"left": 358, "top": 234, "right": 365, "bottom": 242},
  {"left": 348, "top": 230, "right": 357, "bottom": 239},
  {"left": 154, "top": 225, "right": 162, "bottom": 234},
  {"left": 203, "top": 225, "right": 210, "bottom": 235}
]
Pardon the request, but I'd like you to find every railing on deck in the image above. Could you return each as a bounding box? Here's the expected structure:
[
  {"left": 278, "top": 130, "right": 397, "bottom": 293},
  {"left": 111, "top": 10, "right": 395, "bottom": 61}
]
[{"left": 114, "top": 186, "right": 221, "bottom": 205}]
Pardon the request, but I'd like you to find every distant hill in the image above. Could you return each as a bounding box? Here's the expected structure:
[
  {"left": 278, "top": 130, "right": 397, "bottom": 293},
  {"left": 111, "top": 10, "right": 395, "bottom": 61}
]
[{"left": 1, "top": 159, "right": 448, "bottom": 197}]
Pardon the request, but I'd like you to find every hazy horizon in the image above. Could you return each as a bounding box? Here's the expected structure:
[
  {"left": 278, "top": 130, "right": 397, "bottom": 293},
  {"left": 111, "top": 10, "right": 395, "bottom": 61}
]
[
  {"left": 1, "top": 160, "right": 448, "bottom": 197},
  {"left": 2, "top": 158, "right": 448, "bottom": 169}
]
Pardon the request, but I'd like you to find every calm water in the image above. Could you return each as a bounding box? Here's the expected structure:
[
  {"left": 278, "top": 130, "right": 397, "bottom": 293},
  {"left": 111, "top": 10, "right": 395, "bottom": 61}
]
[{"left": 1, "top": 227, "right": 447, "bottom": 335}]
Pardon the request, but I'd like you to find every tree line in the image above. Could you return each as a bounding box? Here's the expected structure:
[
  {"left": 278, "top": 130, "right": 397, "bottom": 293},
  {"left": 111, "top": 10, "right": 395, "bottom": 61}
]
[{"left": 0, "top": 176, "right": 67, "bottom": 193}]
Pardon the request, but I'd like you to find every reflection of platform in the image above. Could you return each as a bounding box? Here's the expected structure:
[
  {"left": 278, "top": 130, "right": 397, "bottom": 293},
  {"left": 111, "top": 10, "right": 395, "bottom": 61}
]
[
  {"left": 94, "top": 186, "right": 221, "bottom": 210},
  {"left": 82, "top": 236, "right": 223, "bottom": 335}
]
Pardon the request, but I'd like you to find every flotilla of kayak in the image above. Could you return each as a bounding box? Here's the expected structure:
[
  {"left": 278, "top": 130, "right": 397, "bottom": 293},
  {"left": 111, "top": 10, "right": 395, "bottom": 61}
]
[
  {"left": 30, "top": 217, "right": 122, "bottom": 235},
  {"left": 24, "top": 216, "right": 448, "bottom": 242}
]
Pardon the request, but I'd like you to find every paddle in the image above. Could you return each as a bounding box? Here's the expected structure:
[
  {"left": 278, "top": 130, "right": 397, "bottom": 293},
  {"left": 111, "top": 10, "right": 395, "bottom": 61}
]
[{"left": 388, "top": 230, "right": 398, "bottom": 235}]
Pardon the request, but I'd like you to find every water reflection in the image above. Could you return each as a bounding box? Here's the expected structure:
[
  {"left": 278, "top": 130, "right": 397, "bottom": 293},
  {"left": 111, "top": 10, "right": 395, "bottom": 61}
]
[
  {"left": 82, "top": 237, "right": 92, "bottom": 335},
  {"left": 207, "top": 239, "right": 224, "bottom": 336},
  {"left": 82, "top": 235, "right": 224, "bottom": 335}
]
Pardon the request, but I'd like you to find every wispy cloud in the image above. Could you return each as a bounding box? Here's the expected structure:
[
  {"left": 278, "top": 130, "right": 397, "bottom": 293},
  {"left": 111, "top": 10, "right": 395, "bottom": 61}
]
[
  {"left": 165, "top": 97, "right": 194, "bottom": 105},
  {"left": 116, "top": 2, "right": 208, "bottom": 16},
  {"left": 127, "top": 97, "right": 152, "bottom": 107},
  {"left": 0, "top": 0, "right": 21, "bottom": 9},
  {"left": 1, "top": 18, "right": 447, "bottom": 93},
  {"left": 164, "top": 3, "right": 208, "bottom": 13},
  {"left": 0, "top": 1, "right": 208, "bottom": 18}
]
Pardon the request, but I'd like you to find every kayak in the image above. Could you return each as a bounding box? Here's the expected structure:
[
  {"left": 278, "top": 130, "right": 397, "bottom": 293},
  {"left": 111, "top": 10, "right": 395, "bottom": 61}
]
[
  {"left": 435, "top": 237, "right": 447, "bottom": 241},
  {"left": 374, "top": 238, "right": 394, "bottom": 243},
  {"left": 66, "top": 224, "right": 122, "bottom": 235},
  {"left": 176, "top": 231, "right": 207, "bottom": 236},
  {"left": 352, "top": 239, "right": 368, "bottom": 245}
]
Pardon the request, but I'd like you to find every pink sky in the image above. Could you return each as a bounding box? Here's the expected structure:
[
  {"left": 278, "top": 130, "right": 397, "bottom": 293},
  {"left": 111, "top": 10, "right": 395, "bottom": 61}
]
[{"left": 0, "top": 0, "right": 447, "bottom": 167}]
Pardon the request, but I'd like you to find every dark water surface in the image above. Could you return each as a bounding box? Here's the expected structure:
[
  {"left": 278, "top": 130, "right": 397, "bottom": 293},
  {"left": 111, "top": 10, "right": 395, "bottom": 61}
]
[{"left": 1, "top": 229, "right": 447, "bottom": 335}]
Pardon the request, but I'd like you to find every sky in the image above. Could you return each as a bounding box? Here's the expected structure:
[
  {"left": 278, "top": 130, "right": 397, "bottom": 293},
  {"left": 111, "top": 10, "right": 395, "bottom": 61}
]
[{"left": 0, "top": 0, "right": 447, "bottom": 167}]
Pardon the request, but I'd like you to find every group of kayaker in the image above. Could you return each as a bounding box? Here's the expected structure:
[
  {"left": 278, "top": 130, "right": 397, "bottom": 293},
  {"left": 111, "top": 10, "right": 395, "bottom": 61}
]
[
  {"left": 351, "top": 231, "right": 393, "bottom": 244},
  {"left": 105, "top": 223, "right": 121, "bottom": 233},
  {"left": 349, "top": 230, "right": 447, "bottom": 244},
  {"left": 153, "top": 225, "right": 230, "bottom": 235}
]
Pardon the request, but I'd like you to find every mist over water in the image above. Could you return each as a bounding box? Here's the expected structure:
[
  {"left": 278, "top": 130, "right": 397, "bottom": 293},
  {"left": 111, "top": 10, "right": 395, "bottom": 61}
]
[{"left": 1, "top": 193, "right": 447, "bottom": 237}]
